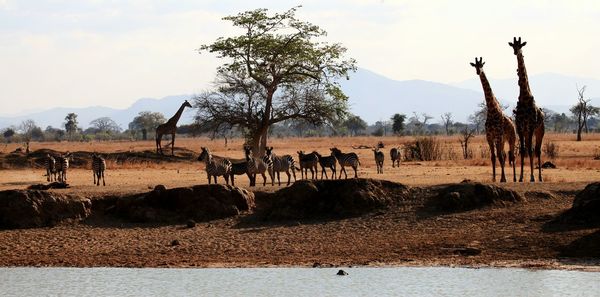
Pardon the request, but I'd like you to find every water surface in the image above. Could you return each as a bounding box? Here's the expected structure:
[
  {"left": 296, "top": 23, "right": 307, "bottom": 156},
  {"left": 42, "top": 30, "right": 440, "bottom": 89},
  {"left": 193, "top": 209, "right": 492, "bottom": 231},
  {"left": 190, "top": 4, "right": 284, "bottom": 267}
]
[{"left": 1, "top": 267, "right": 599, "bottom": 296}]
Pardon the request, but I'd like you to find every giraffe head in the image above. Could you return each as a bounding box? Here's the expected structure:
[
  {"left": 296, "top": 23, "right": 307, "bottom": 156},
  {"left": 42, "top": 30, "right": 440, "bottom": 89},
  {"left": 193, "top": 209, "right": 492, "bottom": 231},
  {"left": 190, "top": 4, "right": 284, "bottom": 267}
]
[
  {"left": 469, "top": 57, "right": 485, "bottom": 75},
  {"left": 183, "top": 100, "right": 192, "bottom": 108},
  {"left": 508, "top": 37, "right": 527, "bottom": 55}
]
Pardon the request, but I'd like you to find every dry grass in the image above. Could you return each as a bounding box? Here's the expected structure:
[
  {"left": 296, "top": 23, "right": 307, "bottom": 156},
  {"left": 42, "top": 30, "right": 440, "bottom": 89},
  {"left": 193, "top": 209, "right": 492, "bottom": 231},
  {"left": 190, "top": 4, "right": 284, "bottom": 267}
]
[{"left": 1, "top": 133, "right": 599, "bottom": 194}]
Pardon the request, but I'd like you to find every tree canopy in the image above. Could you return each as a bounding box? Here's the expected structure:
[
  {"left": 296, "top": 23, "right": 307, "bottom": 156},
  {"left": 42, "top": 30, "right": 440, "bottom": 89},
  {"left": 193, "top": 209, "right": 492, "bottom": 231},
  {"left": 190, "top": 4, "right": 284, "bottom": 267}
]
[
  {"left": 196, "top": 6, "right": 356, "bottom": 155},
  {"left": 128, "top": 111, "right": 166, "bottom": 140}
]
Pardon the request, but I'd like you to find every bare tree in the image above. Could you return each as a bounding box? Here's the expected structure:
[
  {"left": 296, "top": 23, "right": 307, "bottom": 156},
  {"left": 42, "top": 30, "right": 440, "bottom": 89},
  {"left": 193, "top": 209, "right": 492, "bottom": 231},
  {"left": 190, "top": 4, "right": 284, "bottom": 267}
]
[
  {"left": 458, "top": 126, "right": 475, "bottom": 159},
  {"left": 19, "top": 119, "right": 42, "bottom": 154},
  {"left": 440, "top": 112, "right": 453, "bottom": 135},
  {"left": 570, "top": 85, "right": 600, "bottom": 141}
]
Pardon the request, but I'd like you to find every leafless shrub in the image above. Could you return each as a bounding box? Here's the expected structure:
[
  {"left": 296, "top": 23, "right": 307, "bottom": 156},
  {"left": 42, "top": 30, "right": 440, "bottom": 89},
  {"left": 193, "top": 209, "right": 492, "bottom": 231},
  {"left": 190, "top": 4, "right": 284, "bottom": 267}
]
[
  {"left": 543, "top": 141, "right": 559, "bottom": 159},
  {"left": 458, "top": 127, "right": 475, "bottom": 159},
  {"left": 404, "top": 136, "right": 442, "bottom": 161}
]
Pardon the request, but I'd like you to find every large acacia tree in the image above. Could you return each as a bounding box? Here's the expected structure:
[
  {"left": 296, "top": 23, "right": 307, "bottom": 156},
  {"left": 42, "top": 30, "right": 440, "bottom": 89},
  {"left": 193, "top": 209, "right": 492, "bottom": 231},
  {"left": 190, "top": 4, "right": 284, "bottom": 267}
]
[{"left": 196, "top": 7, "right": 356, "bottom": 155}]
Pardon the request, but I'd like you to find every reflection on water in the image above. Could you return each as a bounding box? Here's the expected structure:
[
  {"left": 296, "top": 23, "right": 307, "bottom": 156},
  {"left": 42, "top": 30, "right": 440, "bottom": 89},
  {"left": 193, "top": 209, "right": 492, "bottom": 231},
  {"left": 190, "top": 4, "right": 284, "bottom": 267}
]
[{"left": 1, "top": 267, "right": 599, "bottom": 297}]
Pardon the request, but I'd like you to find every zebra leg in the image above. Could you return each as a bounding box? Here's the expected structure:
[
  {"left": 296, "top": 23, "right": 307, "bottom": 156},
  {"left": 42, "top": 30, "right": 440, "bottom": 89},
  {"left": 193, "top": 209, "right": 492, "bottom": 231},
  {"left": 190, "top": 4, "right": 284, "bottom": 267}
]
[
  {"left": 230, "top": 174, "right": 235, "bottom": 186},
  {"left": 353, "top": 165, "right": 358, "bottom": 178},
  {"left": 102, "top": 171, "right": 105, "bottom": 186},
  {"left": 207, "top": 173, "right": 211, "bottom": 184},
  {"left": 277, "top": 172, "right": 281, "bottom": 186},
  {"left": 285, "top": 170, "right": 291, "bottom": 186},
  {"left": 261, "top": 173, "right": 267, "bottom": 186}
]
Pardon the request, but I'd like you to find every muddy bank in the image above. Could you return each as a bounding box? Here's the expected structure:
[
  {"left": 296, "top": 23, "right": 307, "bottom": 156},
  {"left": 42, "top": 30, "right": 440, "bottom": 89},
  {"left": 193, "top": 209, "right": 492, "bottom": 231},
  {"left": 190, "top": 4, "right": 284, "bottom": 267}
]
[{"left": 0, "top": 180, "right": 599, "bottom": 269}]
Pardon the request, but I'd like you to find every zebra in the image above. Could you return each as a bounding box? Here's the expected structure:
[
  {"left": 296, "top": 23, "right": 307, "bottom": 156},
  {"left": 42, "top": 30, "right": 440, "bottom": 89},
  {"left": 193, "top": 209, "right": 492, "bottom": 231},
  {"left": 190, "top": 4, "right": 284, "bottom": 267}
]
[
  {"left": 390, "top": 147, "right": 401, "bottom": 168},
  {"left": 330, "top": 147, "right": 360, "bottom": 179},
  {"left": 373, "top": 147, "right": 384, "bottom": 174},
  {"left": 44, "top": 154, "right": 57, "bottom": 182},
  {"left": 91, "top": 153, "right": 106, "bottom": 186},
  {"left": 297, "top": 151, "right": 319, "bottom": 180},
  {"left": 313, "top": 151, "right": 336, "bottom": 180},
  {"left": 229, "top": 160, "right": 250, "bottom": 187},
  {"left": 264, "top": 146, "right": 297, "bottom": 186},
  {"left": 55, "top": 152, "right": 72, "bottom": 183},
  {"left": 244, "top": 146, "right": 271, "bottom": 187},
  {"left": 197, "top": 147, "right": 232, "bottom": 185}
]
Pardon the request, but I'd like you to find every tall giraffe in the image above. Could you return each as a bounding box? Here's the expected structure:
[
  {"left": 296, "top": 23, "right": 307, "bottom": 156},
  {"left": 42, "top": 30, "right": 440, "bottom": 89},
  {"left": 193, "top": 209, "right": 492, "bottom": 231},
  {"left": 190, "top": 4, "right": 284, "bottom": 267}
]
[
  {"left": 155, "top": 100, "right": 192, "bottom": 155},
  {"left": 470, "top": 57, "right": 517, "bottom": 182},
  {"left": 509, "top": 37, "right": 545, "bottom": 182}
]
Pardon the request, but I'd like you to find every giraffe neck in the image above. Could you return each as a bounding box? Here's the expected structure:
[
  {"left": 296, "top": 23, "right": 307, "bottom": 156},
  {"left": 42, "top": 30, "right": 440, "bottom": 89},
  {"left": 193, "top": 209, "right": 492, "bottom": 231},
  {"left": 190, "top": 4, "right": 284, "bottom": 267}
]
[
  {"left": 478, "top": 70, "right": 502, "bottom": 115},
  {"left": 167, "top": 103, "right": 188, "bottom": 125},
  {"left": 516, "top": 52, "right": 533, "bottom": 101}
]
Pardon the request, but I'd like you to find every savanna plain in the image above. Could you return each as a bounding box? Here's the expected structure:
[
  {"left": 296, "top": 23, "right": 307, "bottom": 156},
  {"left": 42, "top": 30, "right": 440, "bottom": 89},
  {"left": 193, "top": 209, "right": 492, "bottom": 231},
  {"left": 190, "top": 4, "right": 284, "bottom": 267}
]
[{"left": 0, "top": 134, "right": 599, "bottom": 270}]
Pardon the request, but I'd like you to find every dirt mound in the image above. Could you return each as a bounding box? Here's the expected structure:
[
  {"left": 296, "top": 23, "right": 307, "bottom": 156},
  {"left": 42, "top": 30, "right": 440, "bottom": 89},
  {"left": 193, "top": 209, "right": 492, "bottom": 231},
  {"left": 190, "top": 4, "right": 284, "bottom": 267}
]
[
  {"left": 560, "top": 229, "right": 600, "bottom": 258},
  {"left": 557, "top": 182, "right": 600, "bottom": 227},
  {"left": 427, "top": 181, "right": 523, "bottom": 212},
  {"left": 113, "top": 184, "right": 255, "bottom": 223},
  {"left": 263, "top": 178, "right": 411, "bottom": 220},
  {"left": 0, "top": 190, "right": 91, "bottom": 229}
]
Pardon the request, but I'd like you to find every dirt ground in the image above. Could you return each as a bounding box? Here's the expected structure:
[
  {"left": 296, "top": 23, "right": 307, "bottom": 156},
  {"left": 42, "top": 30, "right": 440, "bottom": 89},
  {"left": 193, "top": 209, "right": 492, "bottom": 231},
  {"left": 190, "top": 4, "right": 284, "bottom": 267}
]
[{"left": 0, "top": 135, "right": 599, "bottom": 270}]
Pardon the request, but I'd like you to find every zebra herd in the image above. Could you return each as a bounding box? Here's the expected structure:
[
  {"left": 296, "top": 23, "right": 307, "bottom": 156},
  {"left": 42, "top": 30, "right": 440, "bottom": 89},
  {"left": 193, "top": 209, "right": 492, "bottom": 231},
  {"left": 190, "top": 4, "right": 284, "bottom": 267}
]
[
  {"left": 196, "top": 146, "right": 379, "bottom": 187},
  {"left": 43, "top": 152, "right": 106, "bottom": 186},
  {"left": 42, "top": 145, "right": 402, "bottom": 188}
]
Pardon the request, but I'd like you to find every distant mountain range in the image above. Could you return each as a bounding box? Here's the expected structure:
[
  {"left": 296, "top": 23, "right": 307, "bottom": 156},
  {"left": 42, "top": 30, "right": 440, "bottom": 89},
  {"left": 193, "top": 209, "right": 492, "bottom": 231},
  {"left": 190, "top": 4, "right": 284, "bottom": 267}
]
[{"left": 1, "top": 68, "right": 599, "bottom": 129}]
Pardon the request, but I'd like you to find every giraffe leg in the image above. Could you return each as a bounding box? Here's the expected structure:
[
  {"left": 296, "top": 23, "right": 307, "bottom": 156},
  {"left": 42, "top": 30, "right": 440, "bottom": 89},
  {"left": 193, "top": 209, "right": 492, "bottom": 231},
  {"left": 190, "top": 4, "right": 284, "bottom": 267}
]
[
  {"left": 518, "top": 134, "right": 525, "bottom": 182},
  {"left": 535, "top": 126, "right": 545, "bottom": 182},
  {"left": 171, "top": 133, "right": 176, "bottom": 156},
  {"left": 488, "top": 141, "right": 496, "bottom": 182},
  {"left": 526, "top": 135, "right": 535, "bottom": 182},
  {"left": 496, "top": 140, "right": 506, "bottom": 183}
]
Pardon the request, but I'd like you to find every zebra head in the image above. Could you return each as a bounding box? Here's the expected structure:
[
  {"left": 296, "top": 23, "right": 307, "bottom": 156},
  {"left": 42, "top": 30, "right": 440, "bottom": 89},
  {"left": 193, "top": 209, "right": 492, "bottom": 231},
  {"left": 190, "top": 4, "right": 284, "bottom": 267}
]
[
  {"left": 312, "top": 151, "right": 322, "bottom": 158},
  {"left": 330, "top": 147, "right": 341, "bottom": 157},
  {"left": 243, "top": 145, "right": 252, "bottom": 160},
  {"left": 63, "top": 152, "right": 73, "bottom": 161},
  {"left": 265, "top": 146, "right": 274, "bottom": 157},
  {"left": 297, "top": 150, "right": 305, "bottom": 158},
  {"left": 198, "top": 147, "right": 210, "bottom": 162}
]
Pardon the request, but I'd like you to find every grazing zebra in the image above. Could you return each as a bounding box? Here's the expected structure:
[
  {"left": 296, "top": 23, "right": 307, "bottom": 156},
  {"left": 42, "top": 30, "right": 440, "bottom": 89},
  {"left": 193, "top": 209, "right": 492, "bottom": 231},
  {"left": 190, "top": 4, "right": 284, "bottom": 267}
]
[
  {"left": 264, "top": 147, "right": 297, "bottom": 186},
  {"left": 313, "top": 151, "right": 336, "bottom": 180},
  {"left": 197, "top": 147, "right": 232, "bottom": 185},
  {"left": 297, "top": 151, "right": 319, "bottom": 180},
  {"left": 44, "top": 154, "right": 57, "bottom": 182},
  {"left": 373, "top": 147, "right": 384, "bottom": 174},
  {"left": 55, "top": 152, "right": 72, "bottom": 183},
  {"left": 229, "top": 160, "right": 250, "bottom": 187},
  {"left": 330, "top": 147, "right": 360, "bottom": 179},
  {"left": 91, "top": 153, "right": 106, "bottom": 186},
  {"left": 390, "top": 147, "right": 401, "bottom": 168},
  {"left": 244, "top": 146, "right": 270, "bottom": 187}
]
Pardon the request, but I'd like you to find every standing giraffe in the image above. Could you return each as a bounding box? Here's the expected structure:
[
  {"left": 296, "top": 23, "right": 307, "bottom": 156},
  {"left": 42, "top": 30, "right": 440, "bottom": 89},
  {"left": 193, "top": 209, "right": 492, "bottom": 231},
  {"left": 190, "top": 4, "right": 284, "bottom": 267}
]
[
  {"left": 156, "top": 100, "right": 192, "bottom": 156},
  {"left": 509, "top": 37, "right": 545, "bottom": 182},
  {"left": 470, "top": 57, "right": 517, "bottom": 182}
]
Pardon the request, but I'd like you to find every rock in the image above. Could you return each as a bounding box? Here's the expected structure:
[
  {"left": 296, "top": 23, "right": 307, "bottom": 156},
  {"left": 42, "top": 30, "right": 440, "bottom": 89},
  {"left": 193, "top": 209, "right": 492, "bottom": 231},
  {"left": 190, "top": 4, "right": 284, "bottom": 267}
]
[
  {"left": 154, "top": 185, "right": 167, "bottom": 192},
  {"left": 524, "top": 191, "right": 555, "bottom": 200},
  {"left": 115, "top": 184, "right": 255, "bottom": 223},
  {"left": 558, "top": 182, "right": 600, "bottom": 227},
  {"left": 170, "top": 239, "right": 180, "bottom": 246},
  {"left": 541, "top": 161, "right": 556, "bottom": 169},
  {"left": 27, "top": 182, "right": 70, "bottom": 190},
  {"left": 0, "top": 190, "right": 91, "bottom": 229},
  {"left": 560, "top": 229, "right": 600, "bottom": 258},
  {"left": 263, "top": 179, "right": 410, "bottom": 220},
  {"left": 428, "top": 182, "right": 523, "bottom": 212},
  {"left": 186, "top": 219, "right": 196, "bottom": 228},
  {"left": 336, "top": 269, "right": 348, "bottom": 276},
  {"left": 455, "top": 247, "right": 482, "bottom": 256}
]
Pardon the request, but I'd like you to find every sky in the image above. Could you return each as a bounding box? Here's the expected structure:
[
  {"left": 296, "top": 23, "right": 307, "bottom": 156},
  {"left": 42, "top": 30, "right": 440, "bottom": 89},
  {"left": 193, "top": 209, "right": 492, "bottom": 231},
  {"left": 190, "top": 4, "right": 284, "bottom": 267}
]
[{"left": 1, "top": 0, "right": 600, "bottom": 115}]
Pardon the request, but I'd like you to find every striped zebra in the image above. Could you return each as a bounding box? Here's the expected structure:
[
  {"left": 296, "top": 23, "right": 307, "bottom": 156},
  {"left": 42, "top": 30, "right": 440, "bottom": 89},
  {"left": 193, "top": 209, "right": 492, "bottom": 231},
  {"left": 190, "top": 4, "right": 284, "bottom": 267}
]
[
  {"left": 229, "top": 160, "right": 250, "bottom": 187},
  {"left": 264, "top": 147, "right": 296, "bottom": 186},
  {"left": 244, "top": 146, "right": 270, "bottom": 187},
  {"left": 297, "top": 151, "right": 319, "bottom": 180},
  {"left": 390, "top": 147, "right": 401, "bottom": 168},
  {"left": 373, "top": 147, "right": 384, "bottom": 174},
  {"left": 313, "top": 151, "right": 336, "bottom": 180},
  {"left": 197, "top": 147, "right": 232, "bottom": 185},
  {"left": 92, "top": 153, "right": 106, "bottom": 186},
  {"left": 330, "top": 147, "right": 360, "bottom": 179},
  {"left": 55, "top": 152, "right": 72, "bottom": 183},
  {"left": 45, "top": 154, "right": 57, "bottom": 182}
]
